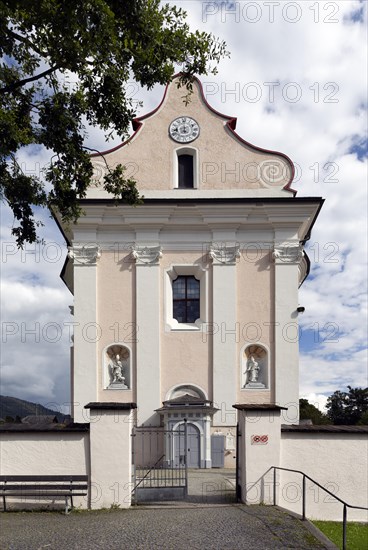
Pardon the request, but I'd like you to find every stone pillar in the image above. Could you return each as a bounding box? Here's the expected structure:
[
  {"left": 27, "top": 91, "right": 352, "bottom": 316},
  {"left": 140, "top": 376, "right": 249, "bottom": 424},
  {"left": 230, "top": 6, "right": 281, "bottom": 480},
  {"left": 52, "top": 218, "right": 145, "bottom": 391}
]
[
  {"left": 86, "top": 402, "right": 136, "bottom": 509},
  {"left": 234, "top": 404, "right": 285, "bottom": 505},
  {"left": 273, "top": 238, "right": 302, "bottom": 424},
  {"left": 132, "top": 245, "right": 162, "bottom": 426},
  {"left": 70, "top": 244, "right": 101, "bottom": 422},
  {"left": 210, "top": 243, "right": 239, "bottom": 427}
]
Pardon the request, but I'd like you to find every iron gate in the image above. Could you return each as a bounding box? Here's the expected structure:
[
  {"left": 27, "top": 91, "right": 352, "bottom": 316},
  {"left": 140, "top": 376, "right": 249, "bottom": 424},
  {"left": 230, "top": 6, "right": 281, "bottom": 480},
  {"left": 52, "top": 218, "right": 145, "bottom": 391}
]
[{"left": 131, "top": 423, "right": 188, "bottom": 502}]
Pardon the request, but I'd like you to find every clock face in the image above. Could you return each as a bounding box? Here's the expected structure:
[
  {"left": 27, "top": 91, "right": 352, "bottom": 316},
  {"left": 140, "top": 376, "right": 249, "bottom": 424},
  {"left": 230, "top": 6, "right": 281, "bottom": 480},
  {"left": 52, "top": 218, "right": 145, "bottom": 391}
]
[{"left": 169, "top": 117, "right": 200, "bottom": 143}]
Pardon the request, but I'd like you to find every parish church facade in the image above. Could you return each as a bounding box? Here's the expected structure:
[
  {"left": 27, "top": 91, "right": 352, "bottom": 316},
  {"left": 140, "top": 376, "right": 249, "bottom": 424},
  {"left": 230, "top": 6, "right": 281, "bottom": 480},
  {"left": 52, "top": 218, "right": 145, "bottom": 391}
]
[{"left": 59, "top": 75, "right": 323, "bottom": 469}]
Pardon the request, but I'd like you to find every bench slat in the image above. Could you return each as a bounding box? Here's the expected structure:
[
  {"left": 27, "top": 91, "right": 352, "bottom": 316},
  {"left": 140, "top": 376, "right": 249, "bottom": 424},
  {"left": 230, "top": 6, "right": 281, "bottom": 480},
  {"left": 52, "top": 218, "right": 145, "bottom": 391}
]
[
  {"left": 0, "top": 475, "right": 88, "bottom": 482},
  {"left": 5, "top": 491, "right": 87, "bottom": 498},
  {"left": 1, "top": 484, "right": 88, "bottom": 491},
  {"left": 1, "top": 475, "right": 88, "bottom": 513}
]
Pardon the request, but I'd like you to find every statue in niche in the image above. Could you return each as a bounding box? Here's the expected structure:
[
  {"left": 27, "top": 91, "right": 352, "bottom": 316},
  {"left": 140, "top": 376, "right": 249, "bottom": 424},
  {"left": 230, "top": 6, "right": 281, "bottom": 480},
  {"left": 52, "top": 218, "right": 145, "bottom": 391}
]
[
  {"left": 246, "top": 356, "right": 260, "bottom": 383},
  {"left": 111, "top": 354, "right": 125, "bottom": 384},
  {"left": 243, "top": 349, "right": 266, "bottom": 389},
  {"left": 107, "top": 346, "right": 129, "bottom": 389}
]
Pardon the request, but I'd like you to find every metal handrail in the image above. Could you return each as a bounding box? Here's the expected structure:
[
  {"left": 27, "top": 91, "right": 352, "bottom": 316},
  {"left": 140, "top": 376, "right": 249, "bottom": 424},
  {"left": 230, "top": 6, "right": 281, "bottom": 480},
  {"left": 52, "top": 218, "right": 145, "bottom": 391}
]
[{"left": 270, "top": 466, "right": 368, "bottom": 550}]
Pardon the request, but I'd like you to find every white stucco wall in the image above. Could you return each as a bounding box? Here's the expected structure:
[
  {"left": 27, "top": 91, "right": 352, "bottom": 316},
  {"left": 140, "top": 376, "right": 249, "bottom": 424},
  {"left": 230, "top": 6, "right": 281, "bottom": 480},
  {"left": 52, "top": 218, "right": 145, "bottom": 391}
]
[
  {"left": 279, "top": 432, "right": 368, "bottom": 521},
  {"left": 0, "top": 432, "right": 89, "bottom": 475}
]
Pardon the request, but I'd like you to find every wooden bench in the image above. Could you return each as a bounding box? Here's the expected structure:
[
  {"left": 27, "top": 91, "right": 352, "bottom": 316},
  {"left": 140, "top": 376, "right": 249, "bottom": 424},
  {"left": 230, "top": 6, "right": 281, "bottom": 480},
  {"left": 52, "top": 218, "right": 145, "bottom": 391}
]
[{"left": 0, "top": 475, "right": 88, "bottom": 514}]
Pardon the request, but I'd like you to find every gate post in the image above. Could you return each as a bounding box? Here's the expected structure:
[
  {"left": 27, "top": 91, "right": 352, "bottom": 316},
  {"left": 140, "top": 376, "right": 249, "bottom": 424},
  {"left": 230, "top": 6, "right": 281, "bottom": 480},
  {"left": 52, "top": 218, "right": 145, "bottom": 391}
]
[
  {"left": 236, "top": 423, "right": 241, "bottom": 502},
  {"left": 85, "top": 402, "right": 137, "bottom": 509},
  {"left": 233, "top": 404, "right": 286, "bottom": 505}
]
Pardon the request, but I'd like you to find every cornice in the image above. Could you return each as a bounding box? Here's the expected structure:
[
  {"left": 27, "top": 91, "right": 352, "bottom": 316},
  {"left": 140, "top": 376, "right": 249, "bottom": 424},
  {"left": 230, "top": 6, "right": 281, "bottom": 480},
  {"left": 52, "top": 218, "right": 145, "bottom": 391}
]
[
  {"left": 76, "top": 199, "right": 322, "bottom": 219},
  {"left": 70, "top": 200, "right": 322, "bottom": 242}
]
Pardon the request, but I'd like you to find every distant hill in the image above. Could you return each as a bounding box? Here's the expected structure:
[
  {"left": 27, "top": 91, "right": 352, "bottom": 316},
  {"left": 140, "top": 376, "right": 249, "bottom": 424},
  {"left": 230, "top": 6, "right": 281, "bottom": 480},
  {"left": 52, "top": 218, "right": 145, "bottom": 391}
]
[{"left": 0, "top": 395, "right": 70, "bottom": 422}]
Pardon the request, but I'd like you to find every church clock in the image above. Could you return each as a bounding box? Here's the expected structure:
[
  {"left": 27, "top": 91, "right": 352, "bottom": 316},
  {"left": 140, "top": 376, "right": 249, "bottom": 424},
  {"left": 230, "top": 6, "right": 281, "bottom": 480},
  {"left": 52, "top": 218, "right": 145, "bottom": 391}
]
[{"left": 169, "top": 116, "right": 200, "bottom": 143}]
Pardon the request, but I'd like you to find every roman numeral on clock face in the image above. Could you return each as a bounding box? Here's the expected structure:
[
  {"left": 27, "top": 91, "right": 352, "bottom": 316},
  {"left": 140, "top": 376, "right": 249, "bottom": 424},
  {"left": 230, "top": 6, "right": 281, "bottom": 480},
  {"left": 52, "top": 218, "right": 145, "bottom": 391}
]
[{"left": 169, "top": 117, "right": 200, "bottom": 143}]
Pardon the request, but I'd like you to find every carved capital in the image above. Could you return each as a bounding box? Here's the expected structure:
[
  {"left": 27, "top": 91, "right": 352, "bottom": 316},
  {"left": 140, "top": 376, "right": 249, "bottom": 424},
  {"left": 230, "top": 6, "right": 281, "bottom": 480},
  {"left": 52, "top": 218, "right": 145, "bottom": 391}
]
[
  {"left": 131, "top": 244, "right": 162, "bottom": 265},
  {"left": 209, "top": 243, "right": 240, "bottom": 265},
  {"left": 68, "top": 244, "right": 101, "bottom": 265},
  {"left": 273, "top": 243, "right": 303, "bottom": 264}
]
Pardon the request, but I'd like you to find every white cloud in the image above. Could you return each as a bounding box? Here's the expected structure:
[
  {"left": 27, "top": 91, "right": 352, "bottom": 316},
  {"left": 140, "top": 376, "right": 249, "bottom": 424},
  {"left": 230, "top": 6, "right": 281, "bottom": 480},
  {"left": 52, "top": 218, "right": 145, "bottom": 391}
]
[
  {"left": 300, "top": 350, "right": 368, "bottom": 397},
  {"left": 1, "top": 0, "right": 367, "bottom": 412}
]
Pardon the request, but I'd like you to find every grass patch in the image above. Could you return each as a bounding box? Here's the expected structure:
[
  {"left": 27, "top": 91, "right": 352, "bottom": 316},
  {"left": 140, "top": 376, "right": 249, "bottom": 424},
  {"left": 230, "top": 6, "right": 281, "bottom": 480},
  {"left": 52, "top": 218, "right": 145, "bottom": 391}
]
[{"left": 313, "top": 521, "right": 368, "bottom": 550}]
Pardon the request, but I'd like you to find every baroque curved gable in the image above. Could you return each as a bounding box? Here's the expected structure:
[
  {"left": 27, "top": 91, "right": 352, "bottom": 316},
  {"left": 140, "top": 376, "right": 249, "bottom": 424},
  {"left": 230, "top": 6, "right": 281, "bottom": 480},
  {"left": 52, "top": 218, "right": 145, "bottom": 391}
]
[{"left": 89, "top": 75, "right": 295, "bottom": 198}]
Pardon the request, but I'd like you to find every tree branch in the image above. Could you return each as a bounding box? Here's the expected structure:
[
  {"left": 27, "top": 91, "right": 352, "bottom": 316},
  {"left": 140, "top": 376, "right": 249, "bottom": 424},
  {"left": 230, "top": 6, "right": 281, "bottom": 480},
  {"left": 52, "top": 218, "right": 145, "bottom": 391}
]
[
  {"left": 0, "top": 65, "right": 60, "bottom": 93},
  {"left": 5, "top": 28, "right": 47, "bottom": 57}
]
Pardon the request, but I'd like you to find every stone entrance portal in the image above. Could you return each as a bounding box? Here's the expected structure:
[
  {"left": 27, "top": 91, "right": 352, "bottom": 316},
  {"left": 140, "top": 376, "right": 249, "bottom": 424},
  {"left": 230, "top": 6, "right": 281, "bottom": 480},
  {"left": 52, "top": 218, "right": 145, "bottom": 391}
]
[{"left": 156, "top": 394, "right": 218, "bottom": 469}]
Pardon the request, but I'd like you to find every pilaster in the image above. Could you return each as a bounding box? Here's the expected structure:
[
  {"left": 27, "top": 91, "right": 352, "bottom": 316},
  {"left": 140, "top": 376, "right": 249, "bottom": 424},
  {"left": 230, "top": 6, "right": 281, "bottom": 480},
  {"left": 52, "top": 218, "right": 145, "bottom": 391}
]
[
  {"left": 273, "top": 237, "right": 302, "bottom": 423},
  {"left": 69, "top": 244, "right": 101, "bottom": 422},
  {"left": 132, "top": 244, "right": 162, "bottom": 425},
  {"left": 210, "top": 241, "right": 239, "bottom": 426}
]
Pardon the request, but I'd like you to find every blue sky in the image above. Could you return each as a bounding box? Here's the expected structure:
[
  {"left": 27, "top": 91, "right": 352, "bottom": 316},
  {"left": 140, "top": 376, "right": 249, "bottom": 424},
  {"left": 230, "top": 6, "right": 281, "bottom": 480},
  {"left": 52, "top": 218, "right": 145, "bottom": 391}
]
[{"left": 1, "top": 0, "right": 367, "bottom": 414}]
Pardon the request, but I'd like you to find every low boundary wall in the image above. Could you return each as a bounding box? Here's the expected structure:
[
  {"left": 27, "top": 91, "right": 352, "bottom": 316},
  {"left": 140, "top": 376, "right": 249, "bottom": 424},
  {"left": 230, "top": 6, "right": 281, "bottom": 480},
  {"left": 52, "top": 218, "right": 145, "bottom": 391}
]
[
  {"left": 0, "top": 402, "right": 136, "bottom": 511},
  {"left": 235, "top": 405, "right": 368, "bottom": 521},
  {"left": 0, "top": 425, "right": 90, "bottom": 509},
  {"left": 279, "top": 426, "right": 368, "bottom": 521},
  {"left": 1, "top": 405, "right": 367, "bottom": 520}
]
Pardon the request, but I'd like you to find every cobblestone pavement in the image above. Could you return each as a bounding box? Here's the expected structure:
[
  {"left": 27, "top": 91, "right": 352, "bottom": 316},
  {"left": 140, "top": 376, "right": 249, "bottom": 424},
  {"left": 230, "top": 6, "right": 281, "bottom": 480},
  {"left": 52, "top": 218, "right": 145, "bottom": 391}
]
[{"left": 0, "top": 505, "right": 330, "bottom": 550}]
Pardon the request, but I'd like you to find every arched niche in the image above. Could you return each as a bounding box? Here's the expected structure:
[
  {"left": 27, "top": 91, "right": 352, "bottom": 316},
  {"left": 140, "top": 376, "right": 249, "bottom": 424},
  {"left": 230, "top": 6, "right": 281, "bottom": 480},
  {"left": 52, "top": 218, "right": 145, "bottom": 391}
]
[
  {"left": 166, "top": 384, "right": 207, "bottom": 401},
  {"left": 241, "top": 344, "right": 268, "bottom": 390},
  {"left": 104, "top": 344, "right": 131, "bottom": 390}
]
